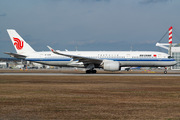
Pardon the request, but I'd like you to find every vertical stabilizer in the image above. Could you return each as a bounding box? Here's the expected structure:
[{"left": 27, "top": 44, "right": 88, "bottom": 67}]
[{"left": 7, "top": 29, "right": 35, "bottom": 54}]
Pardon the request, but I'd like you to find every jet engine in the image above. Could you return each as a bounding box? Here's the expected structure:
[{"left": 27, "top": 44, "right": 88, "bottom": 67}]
[{"left": 102, "top": 60, "right": 120, "bottom": 71}]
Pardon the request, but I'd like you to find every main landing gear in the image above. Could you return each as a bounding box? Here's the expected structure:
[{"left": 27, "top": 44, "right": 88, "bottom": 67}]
[
  {"left": 85, "top": 64, "right": 97, "bottom": 74},
  {"left": 86, "top": 69, "right": 97, "bottom": 74}
]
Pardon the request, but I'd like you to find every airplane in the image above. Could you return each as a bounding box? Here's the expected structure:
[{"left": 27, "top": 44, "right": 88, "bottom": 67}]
[{"left": 4, "top": 29, "right": 177, "bottom": 74}]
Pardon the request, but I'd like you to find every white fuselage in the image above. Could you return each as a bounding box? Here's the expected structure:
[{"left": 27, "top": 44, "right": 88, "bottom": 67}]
[{"left": 23, "top": 51, "right": 176, "bottom": 68}]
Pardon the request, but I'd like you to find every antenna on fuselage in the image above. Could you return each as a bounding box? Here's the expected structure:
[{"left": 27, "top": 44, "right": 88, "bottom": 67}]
[{"left": 76, "top": 46, "right": 78, "bottom": 51}]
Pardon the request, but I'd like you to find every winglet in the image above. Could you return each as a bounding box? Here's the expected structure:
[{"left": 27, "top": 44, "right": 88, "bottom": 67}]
[{"left": 47, "top": 46, "right": 55, "bottom": 52}]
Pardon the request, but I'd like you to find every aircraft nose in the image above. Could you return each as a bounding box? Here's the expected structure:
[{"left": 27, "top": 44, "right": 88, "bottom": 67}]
[{"left": 174, "top": 61, "right": 177, "bottom": 65}]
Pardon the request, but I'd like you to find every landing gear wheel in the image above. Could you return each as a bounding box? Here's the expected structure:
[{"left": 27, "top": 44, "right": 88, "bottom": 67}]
[
  {"left": 86, "top": 70, "right": 97, "bottom": 74},
  {"left": 86, "top": 70, "right": 91, "bottom": 74},
  {"left": 92, "top": 70, "right": 97, "bottom": 73},
  {"left": 164, "top": 67, "right": 167, "bottom": 74}
]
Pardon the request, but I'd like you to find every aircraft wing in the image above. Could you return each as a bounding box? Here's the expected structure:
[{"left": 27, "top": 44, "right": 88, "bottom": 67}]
[
  {"left": 47, "top": 46, "right": 102, "bottom": 64},
  {"left": 4, "top": 52, "right": 26, "bottom": 59}
]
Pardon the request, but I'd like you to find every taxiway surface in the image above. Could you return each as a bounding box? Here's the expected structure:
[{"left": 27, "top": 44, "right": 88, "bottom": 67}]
[{"left": 1, "top": 73, "right": 180, "bottom": 76}]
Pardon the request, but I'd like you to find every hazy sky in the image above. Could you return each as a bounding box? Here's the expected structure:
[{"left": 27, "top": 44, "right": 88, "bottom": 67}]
[{"left": 0, "top": 0, "right": 180, "bottom": 57}]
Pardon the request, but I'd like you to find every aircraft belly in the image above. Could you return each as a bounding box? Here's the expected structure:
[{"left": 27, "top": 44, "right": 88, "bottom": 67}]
[
  {"left": 35, "top": 61, "right": 70, "bottom": 66},
  {"left": 120, "top": 61, "right": 175, "bottom": 67},
  {"left": 120, "top": 61, "right": 151, "bottom": 66},
  {"left": 31, "top": 61, "right": 85, "bottom": 68}
]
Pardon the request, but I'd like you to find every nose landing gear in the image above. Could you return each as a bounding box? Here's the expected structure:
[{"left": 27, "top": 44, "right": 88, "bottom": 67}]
[{"left": 164, "top": 67, "right": 167, "bottom": 74}]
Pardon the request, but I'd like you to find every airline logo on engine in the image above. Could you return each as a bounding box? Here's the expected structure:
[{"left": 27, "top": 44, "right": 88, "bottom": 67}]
[{"left": 13, "top": 37, "right": 24, "bottom": 50}]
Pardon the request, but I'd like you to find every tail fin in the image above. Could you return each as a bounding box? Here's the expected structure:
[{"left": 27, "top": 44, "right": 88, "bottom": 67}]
[{"left": 7, "top": 29, "right": 35, "bottom": 54}]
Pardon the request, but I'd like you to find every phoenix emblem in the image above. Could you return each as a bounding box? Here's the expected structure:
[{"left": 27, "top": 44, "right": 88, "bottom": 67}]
[{"left": 13, "top": 37, "right": 24, "bottom": 50}]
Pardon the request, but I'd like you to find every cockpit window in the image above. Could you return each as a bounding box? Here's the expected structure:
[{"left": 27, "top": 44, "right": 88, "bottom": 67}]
[{"left": 168, "top": 56, "right": 173, "bottom": 58}]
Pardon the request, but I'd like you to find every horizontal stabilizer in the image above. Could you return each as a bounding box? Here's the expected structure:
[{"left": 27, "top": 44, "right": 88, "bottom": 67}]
[{"left": 4, "top": 52, "right": 26, "bottom": 59}]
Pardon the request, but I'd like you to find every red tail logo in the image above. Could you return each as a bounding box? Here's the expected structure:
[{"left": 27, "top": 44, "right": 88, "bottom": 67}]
[{"left": 13, "top": 37, "right": 24, "bottom": 50}]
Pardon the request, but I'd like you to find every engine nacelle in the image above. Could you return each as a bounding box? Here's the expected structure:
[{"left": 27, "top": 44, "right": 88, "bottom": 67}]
[{"left": 103, "top": 60, "right": 120, "bottom": 71}]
